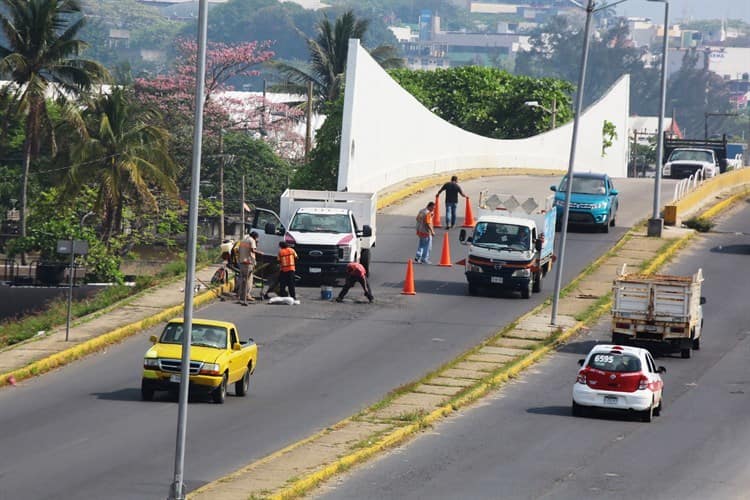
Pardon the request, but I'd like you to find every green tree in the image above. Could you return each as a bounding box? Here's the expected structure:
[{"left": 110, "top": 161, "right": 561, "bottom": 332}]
[
  {"left": 274, "top": 10, "right": 403, "bottom": 108},
  {"left": 292, "top": 96, "right": 344, "bottom": 191},
  {"left": 58, "top": 86, "right": 177, "bottom": 242},
  {"left": 0, "top": 0, "right": 110, "bottom": 259}
]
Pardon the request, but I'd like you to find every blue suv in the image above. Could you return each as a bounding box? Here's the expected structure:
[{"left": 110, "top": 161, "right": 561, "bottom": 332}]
[{"left": 550, "top": 172, "right": 619, "bottom": 233}]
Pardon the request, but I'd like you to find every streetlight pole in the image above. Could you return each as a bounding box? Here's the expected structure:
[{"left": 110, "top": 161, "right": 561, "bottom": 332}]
[
  {"left": 550, "top": 0, "right": 596, "bottom": 326},
  {"left": 219, "top": 129, "right": 225, "bottom": 242},
  {"left": 647, "top": 0, "right": 669, "bottom": 238},
  {"left": 550, "top": 0, "right": 629, "bottom": 326},
  {"left": 169, "top": 0, "right": 208, "bottom": 498}
]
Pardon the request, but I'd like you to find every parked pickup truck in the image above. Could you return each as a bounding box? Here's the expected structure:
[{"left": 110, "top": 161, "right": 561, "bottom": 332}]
[
  {"left": 141, "top": 318, "right": 258, "bottom": 403},
  {"left": 258, "top": 189, "right": 376, "bottom": 281},
  {"left": 459, "top": 193, "right": 556, "bottom": 298},
  {"left": 611, "top": 265, "right": 705, "bottom": 359}
]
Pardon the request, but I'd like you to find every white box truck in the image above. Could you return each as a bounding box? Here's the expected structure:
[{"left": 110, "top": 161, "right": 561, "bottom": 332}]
[
  {"left": 611, "top": 265, "right": 706, "bottom": 358},
  {"left": 458, "top": 193, "right": 556, "bottom": 298},
  {"left": 253, "top": 190, "right": 376, "bottom": 281}
]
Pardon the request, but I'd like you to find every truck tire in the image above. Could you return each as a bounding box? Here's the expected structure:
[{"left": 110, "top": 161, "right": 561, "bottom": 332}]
[
  {"left": 692, "top": 337, "right": 701, "bottom": 350},
  {"left": 468, "top": 281, "right": 479, "bottom": 296},
  {"left": 521, "top": 279, "right": 532, "bottom": 299},
  {"left": 532, "top": 271, "right": 542, "bottom": 293},
  {"left": 360, "top": 249, "right": 371, "bottom": 276},
  {"left": 610, "top": 213, "right": 616, "bottom": 227},
  {"left": 213, "top": 373, "right": 228, "bottom": 404},
  {"left": 681, "top": 348, "right": 691, "bottom": 359},
  {"left": 235, "top": 366, "right": 250, "bottom": 397},
  {"left": 600, "top": 215, "right": 610, "bottom": 233},
  {"left": 141, "top": 380, "right": 154, "bottom": 401}
]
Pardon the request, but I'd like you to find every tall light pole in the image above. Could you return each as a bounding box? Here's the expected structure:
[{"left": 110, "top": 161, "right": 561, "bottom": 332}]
[
  {"left": 550, "top": 0, "right": 629, "bottom": 326},
  {"left": 524, "top": 98, "right": 558, "bottom": 129},
  {"left": 169, "top": 0, "right": 208, "bottom": 498},
  {"left": 647, "top": 0, "right": 669, "bottom": 237}
]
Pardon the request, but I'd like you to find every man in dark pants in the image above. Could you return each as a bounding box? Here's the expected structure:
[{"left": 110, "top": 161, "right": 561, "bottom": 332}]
[
  {"left": 277, "top": 241, "right": 298, "bottom": 302},
  {"left": 436, "top": 175, "right": 467, "bottom": 229},
  {"left": 336, "top": 262, "right": 374, "bottom": 303}
]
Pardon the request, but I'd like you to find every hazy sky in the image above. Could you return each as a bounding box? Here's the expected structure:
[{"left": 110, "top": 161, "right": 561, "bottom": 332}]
[{"left": 618, "top": 0, "right": 750, "bottom": 23}]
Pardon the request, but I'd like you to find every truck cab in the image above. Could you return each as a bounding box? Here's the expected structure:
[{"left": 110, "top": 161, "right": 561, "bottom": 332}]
[
  {"left": 459, "top": 194, "right": 556, "bottom": 299},
  {"left": 663, "top": 148, "right": 718, "bottom": 179}
]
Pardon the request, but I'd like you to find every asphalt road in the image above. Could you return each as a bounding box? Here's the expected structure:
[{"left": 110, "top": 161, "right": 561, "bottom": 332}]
[
  {"left": 0, "top": 176, "right": 676, "bottom": 500},
  {"left": 316, "top": 198, "right": 750, "bottom": 500}
]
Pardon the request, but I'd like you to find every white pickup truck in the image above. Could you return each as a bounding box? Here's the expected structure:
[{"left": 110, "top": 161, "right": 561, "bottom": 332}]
[
  {"left": 611, "top": 265, "right": 706, "bottom": 359},
  {"left": 662, "top": 148, "right": 719, "bottom": 179},
  {"left": 458, "top": 194, "right": 556, "bottom": 299},
  {"left": 253, "top": 189, "right": 376, "bottom": 281}
]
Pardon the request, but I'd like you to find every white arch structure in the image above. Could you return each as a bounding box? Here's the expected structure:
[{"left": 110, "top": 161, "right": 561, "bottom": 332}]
[{"left": 337, "top": 39, "right": 630, "bottom": 193}]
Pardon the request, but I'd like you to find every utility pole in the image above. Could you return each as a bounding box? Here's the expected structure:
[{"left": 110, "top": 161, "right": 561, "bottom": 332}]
[
  {"left": 219, "top": 130, "right": 225, "bottom": 241},
  {"left": 551, "top": 97, "right": 557, "bottom": 129},
  {"left": 305, "top": 80, "right": 314, "bottom": 163},
  {"left": 240, "top": 175, "right": 246, "bottom": 240}
]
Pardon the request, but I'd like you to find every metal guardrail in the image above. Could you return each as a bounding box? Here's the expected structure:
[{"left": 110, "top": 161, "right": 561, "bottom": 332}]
[{"left": 672, "top": 168, "right": 706, "bottom": 203}]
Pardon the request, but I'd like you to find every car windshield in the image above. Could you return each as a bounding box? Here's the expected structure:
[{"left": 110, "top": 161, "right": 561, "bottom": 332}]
[
  {"left": 159, "top": 323, "right": 227, "bottom": 349},
  {"left": 559, "top": 176, "right": 607, "bottom": 195},
  {"left": 290, "top": 213, "right": 352, "bottom": 233},
  {"left": 668, "top": 150, "right": 713, "bottom": 162},
  {"left": 587, "top": 352, "right": 641, "bottom": 372},
  {"left": 472, "top": 222, "right": 530, "bottom": 250}
]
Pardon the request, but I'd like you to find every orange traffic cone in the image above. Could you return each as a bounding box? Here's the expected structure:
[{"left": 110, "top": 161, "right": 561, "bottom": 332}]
[
  {"left": 433, "top": 196, "right": 441, "bottom": 228},
  {"left": 438, "top": 232, "right": 452, "bottom": 267},
  {"left": 462, "top": 197, "right": 476, "bottom": 228},
  {"left": 401, "top": 260, "right": 416, "bottom": 295}
]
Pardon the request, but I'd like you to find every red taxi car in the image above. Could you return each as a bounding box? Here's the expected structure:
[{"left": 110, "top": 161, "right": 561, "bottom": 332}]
[{"left": 572, "top": 344, "right": 665, "bottom": 422}]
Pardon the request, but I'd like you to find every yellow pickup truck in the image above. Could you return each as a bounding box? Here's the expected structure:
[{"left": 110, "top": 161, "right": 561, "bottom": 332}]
[{"left": 141, "top": 318, "right": 258, "bottom": 404}]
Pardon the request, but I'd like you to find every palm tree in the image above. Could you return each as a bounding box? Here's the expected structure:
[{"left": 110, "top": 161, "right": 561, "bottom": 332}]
[
  {"left": 59, "top": 87, "right": 177, "bottom": 242},
  {"left": 0, "top": 0, "right": 109, "bottom": 260},
  {"left": 275, "top": 10, "right": 403, "bottom": 109}
]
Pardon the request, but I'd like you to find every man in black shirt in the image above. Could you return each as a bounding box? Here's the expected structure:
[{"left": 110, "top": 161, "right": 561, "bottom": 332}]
[{"left": 436, "top": 175, "right": 467, "bottom": 229}]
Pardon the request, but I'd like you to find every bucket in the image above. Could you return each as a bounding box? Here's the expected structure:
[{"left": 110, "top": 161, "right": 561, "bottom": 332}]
[{"left": 320, "top": 285, "right": 333, "bottom": 300}]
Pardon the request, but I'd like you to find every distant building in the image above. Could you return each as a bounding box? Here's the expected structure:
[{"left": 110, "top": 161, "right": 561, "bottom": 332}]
[{"left": 394, "top": 11, "right": 530, "bottom": 70}]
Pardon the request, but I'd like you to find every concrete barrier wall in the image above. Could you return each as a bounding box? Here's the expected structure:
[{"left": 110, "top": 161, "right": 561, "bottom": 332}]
[
  {"left": 666, "top": 168, "right": 750, "bottom": 224},
  {"left": 338, "top": 40, "right": 630, "bottom": 194}
]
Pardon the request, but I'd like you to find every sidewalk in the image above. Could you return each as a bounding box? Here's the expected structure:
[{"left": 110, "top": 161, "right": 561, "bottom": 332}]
[
  {"left": 188, "top": 225, "right": 694, "bottom": 500},
  {"left": 0, "top": 265, "right": 228, "bottom": 383}
]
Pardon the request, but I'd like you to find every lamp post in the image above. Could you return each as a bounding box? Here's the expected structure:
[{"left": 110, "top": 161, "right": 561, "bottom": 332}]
[
  {"left": 550, "top": 0, "right": 629, "bottom": 326},
  {"left": 524, "top": 98, "right": 558, "bottom": 129},
  {"left": 169, "top": 0, "right": 208, "bottom": 498},
  {"left": 647, "top": 0, "right": 669, "bottom": 238}
]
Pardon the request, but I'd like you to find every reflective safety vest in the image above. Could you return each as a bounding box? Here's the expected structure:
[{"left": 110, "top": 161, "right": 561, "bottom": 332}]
[{"left": 278, "top": 247, "right": 297, "bottom": 272}]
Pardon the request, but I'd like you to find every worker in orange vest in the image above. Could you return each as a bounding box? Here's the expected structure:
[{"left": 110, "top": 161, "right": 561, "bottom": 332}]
[{"left": 277, "top": 241, "right": 298, "bottom": 302}]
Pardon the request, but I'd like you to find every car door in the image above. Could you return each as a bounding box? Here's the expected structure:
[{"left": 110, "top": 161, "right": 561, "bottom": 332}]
[
  {"left": 251, "top": 208, "right": 284, "bottom": 259},
  {"left": 227, "top": 327, "right": 242, "bottom": 382}
]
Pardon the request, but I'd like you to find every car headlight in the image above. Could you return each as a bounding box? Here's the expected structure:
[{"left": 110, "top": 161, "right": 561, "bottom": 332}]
[
  {"left": 143, "top": 358, "right": 159, "bottom": 369},
  {"left": 554, "top": 199, "right": 565, "bottom": 206},
  {"left": 512, "top": 268, "right": 531, "bottom": 277},
  {"left": 593, "top": 201, "right": 608, "bottom": 209},
  {"left": 199, "top": 363, "right": 221, "bottom": 376},
  {"left": 469, "top": 264, "right": 483, "bottom": 273}
]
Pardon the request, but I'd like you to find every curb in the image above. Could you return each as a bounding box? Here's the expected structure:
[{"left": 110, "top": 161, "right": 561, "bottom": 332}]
[
  {"left": 0, "top": 280, "right": 233, "bottom": 388},
  {"left": 376, "top": 168, "right": 564, "bottom": 210},
  {"left": 265, "top": 234, "right": 691, "bottom": 500}
]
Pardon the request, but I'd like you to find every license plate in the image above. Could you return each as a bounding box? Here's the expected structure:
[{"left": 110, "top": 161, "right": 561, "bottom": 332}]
[
  {"left": 491, "top": 276, "right": 503, "bottom": 284},
  {"left": 604, "top": 395, "right": 618, "bottom": 405},
  {"left": 170, "top": 374, "right": 181, "bottom": 383},
  {"left": 309, "top": 267, "right": 322, "bottom": 273}
]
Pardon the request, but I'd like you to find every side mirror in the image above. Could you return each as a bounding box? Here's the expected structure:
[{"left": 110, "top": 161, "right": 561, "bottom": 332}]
[
  {"left": 535, "top": 238, "right": 543, "bottom": 251},
  {"left": 700, "top": 296, "right": 706, "bottom": 305},
  {"left": 150, "top": 335, "right": 158, "bottom": 344},
  {"left": 578, "top": 359, "right": 585, "bottom": 366},
  {"left": 550, "top": 185, "right": 557, "bottom": 192},
  {"left": 459, "top": 229, "right": 467, "bottom": 242},
  {"left": 657, "top": 366, "right": 667, "bottom": 374},
  {"left": 264, "top": 222, "right": 276, "bottom": 235},
  {"left": 361, "top": 225, "right": 372, "bottom": 237},
  {"left": 610, "top": 189, "right": 618, "bottom": 196},
  {"left": 232, "top": 343, "right": 241, "bottom": 351}
]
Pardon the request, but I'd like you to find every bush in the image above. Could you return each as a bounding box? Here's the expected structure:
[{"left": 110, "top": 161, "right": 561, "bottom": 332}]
[{"left": 684, "top": 216, "right": 714, "bottom": 232}]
